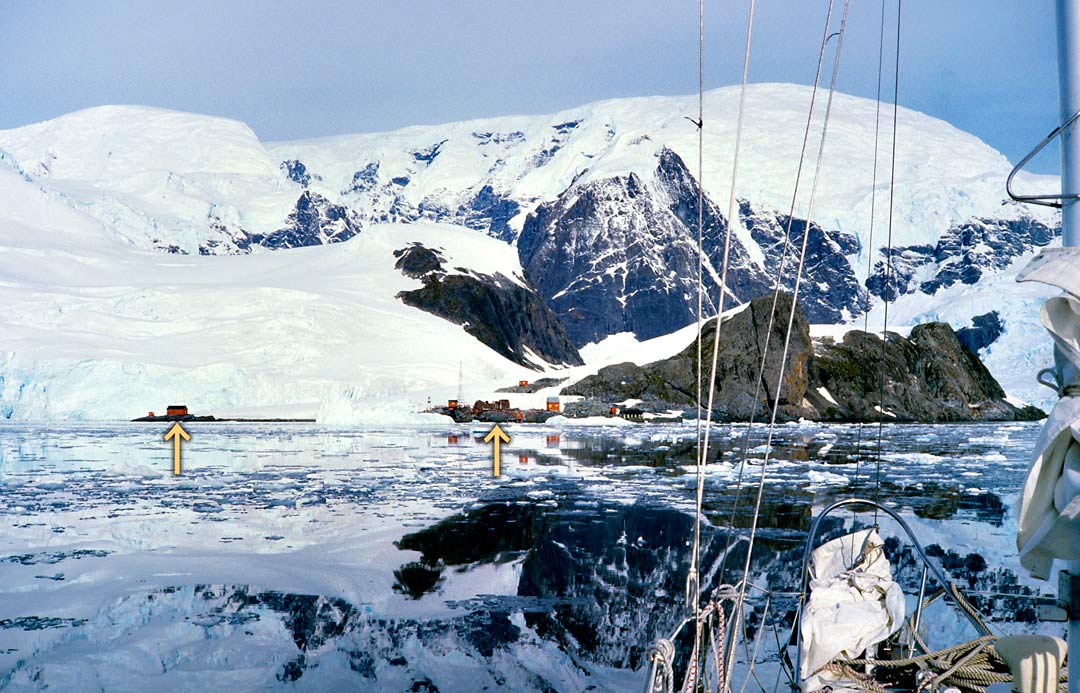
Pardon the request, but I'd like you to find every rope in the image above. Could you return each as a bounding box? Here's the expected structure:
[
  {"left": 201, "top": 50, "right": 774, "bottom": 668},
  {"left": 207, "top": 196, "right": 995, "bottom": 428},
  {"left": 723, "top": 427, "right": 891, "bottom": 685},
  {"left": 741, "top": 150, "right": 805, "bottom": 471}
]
[
  {"left": 947, "top": 582, "right": 993, "bottom": 637},
  {"left": 729, "top": 1, "right": 851, "bottom": 684},
  {"left": 810, "top": 661, "right": 889, "bottom": 693},
  {"left": 712, "top": 603, "right": 728, "bottom": 693},
  {"left": 682, "top": 625, "right": 703, "bottom": 693},
  {"left": 647, "top": 638, "right": 677, "bottom": 693},
  {"left": 835, "top": 635, "right": 1012, "bottom": 693}
]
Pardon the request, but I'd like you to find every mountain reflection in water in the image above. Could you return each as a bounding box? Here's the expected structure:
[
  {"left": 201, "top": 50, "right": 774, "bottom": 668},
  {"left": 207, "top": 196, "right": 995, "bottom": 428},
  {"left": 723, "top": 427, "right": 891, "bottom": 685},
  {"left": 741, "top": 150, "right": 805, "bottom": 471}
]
[{"left": 0, "top": 421, "right": 1060, "bottom": 691}]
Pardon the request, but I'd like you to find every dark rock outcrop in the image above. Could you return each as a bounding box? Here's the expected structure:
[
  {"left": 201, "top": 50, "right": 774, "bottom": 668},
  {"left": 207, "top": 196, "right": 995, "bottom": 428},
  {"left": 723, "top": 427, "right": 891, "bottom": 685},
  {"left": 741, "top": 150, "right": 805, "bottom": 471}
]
[
  {"left": 343, "top": 162, "right": 381, "bottom": 195},
  {"left": 281, "top": 159, "right": 319, "bottom": 187},
  {"left": 393, "top": 243, "right": 583, "bottom": 368},
  {"left": 866, "top": 214, "right": 1058, "bottom": 300},
  {"left": 564, "top": 293, "right": 1043, "bottom": 422},
  {"left": 247, "top": 191, "right": 362, "bottom": 250},
  {"left": 956, "top": 311, "right": 1005, "bottom": 354},
  {"left": 455, "top": 184, "right": 520, "bottom": 242},
  {"left": 564, "top": 293, "right": 814, "bottom": 420},
  {"left": 810, "top": 322, "right": 1043, "bottom": 422}
]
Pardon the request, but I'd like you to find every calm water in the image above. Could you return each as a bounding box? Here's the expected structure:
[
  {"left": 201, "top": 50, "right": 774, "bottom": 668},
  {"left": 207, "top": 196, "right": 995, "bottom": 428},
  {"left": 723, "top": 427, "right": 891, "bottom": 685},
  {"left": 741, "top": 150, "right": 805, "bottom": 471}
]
[{"left": 0, "top": 420, "right": 1060, "bottom": 691}]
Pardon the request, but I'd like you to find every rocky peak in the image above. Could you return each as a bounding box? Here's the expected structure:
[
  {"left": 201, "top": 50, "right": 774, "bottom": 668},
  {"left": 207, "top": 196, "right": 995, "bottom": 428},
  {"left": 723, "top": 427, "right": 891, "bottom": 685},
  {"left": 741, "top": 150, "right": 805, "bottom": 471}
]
[
  {"left": 393, "top": 243, "right": 583, "bottom": 368},
  {"left": 739, "top": 201, "right": 867, "bottom": 322},
  {"left": 246, "top": 191, "right": 363, "bottom": 250},
  {"left": 518, "top": 163, "right": 711, "bottom": 346},
  {"left": 564, "top": 292, "right": 1043, "bottom": 423},
  {"left": 866, "top": 213, "right": 1058, "bottom": 301}
]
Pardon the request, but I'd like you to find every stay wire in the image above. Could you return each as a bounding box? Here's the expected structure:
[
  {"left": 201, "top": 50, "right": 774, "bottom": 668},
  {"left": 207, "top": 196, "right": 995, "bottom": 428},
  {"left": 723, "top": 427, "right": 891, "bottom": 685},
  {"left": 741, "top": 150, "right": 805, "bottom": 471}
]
[
  {"left": 727, "top": 0, "right": 850, "bottom": 681},
  {"left": 697, "top": 0, "right": 759, "bottom": 574},
  {"left": 715, "top": 0, "right": 835, "bottom": 587},
  {"left": 852, "top": 0, "right": 887, "bottom": 519},
  {"left": 687, "top": 0, "right": 758, "bottom": 684},
  {"left": 689, "top": 0, "right": 706, "bottom": 676},
  {"left": 875, "top": 0, "right": 902, "bottom": 525}
]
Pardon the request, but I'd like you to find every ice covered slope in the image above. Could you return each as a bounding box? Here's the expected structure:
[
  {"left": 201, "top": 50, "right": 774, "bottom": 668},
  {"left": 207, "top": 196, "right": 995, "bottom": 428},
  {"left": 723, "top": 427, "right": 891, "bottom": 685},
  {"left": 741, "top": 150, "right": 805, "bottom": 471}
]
[
  {"left": 866, "top": 249, "right": 1062, "bottom": 413},
  {"left": 270, "top": 82, "right": 1058, "bottom": 250},
  {"left": 0, "top": 106, "right": 365, "bottom": 255},
  {"left": 0, "top": 85, "right": 1067, "bottom": 411},
  {"left": 0, "top": 84, "right": 1057, "bottom": 257},
  {"left": 0, "top": 167, "right": 540, "bottom": 420}
]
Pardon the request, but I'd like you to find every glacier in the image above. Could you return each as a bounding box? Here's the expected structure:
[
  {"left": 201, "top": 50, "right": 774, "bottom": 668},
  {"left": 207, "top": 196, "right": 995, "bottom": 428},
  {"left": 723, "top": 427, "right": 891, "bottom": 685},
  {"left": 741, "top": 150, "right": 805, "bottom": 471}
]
[{"left": 0, "top": 83, "right": 1068, "bottom": 419}]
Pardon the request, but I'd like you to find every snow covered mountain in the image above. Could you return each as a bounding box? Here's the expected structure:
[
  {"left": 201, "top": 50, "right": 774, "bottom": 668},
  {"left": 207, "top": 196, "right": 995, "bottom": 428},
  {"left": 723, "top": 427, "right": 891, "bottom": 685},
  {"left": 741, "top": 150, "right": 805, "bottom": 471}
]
[
  {"left": 0, "top": 160, "right": 576, "bottom": 419},
  {"left": 0, "top": 83, "right": 1068, "bottom": 415}
]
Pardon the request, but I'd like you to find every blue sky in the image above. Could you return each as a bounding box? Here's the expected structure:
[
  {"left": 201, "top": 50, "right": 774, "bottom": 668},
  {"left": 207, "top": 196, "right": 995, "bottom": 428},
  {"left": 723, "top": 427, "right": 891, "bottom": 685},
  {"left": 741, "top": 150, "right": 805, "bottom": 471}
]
[{"left": 0, "top": 1, "right": 1061, "bottom": 171}]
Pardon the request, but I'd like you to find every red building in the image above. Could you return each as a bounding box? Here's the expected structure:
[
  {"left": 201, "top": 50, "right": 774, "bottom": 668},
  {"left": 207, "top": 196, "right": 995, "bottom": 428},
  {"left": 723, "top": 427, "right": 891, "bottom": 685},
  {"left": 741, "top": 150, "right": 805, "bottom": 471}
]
[{"left": 166, "top": 405, "right": 188, "bottom": 416}]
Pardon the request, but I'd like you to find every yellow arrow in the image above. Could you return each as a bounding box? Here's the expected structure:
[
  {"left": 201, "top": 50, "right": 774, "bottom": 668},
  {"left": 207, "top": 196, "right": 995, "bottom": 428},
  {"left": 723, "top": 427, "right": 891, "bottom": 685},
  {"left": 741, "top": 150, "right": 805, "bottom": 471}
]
[
  {"left": 483, "top": 424, "right": 511, "bottom": 477},
  {"left": 164, "top": 422, "right": 191, "bottom": 476}
]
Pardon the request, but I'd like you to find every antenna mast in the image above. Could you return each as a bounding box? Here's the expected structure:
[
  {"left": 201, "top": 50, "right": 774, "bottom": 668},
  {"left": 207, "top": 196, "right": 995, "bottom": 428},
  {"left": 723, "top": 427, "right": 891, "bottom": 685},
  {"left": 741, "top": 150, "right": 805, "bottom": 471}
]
[{"left": 1056, "top": 2, "right": 1080, "bottom": 690}]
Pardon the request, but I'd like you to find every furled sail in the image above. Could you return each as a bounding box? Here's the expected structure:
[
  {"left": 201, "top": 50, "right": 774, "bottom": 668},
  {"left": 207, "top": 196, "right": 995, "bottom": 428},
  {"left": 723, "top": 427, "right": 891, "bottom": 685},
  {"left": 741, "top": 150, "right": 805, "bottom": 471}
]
[
  {"left": 799, "top": 528, "right": 906, "bottom": 691},
  {"left": 1016, "top": 247, "right": 1080, "bottom": 579}
]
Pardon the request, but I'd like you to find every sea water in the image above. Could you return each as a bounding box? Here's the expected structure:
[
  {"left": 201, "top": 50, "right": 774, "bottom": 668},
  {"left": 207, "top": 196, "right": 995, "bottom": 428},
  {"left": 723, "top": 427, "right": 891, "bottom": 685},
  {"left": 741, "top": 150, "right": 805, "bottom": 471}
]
[{"left": 0, "top": 420, "right": 1062, "bottom": 691}]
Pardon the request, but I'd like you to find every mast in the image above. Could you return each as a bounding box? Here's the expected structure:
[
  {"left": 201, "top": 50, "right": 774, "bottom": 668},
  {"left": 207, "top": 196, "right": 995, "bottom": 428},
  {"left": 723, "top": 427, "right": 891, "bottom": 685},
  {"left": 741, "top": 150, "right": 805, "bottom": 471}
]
[
  {"left": 1055, "top": 2, "right": 1080, "bottom": 691},
  {"left": 1058, "top": 0, "right": 1080, "bottom": 249}
]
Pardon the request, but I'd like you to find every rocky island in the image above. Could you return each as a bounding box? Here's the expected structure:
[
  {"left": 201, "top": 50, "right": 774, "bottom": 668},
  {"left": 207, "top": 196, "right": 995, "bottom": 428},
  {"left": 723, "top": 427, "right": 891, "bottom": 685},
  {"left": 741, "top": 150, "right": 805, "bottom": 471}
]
[{"left": 562, "top": 293, "right": 1044, "bottom": 423}]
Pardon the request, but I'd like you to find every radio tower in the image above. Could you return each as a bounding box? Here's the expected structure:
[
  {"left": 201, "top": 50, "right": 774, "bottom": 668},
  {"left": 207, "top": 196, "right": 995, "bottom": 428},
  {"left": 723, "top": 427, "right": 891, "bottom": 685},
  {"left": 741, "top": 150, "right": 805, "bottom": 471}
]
[{"left": 456, "top": 360, "right": 464, "bottom": 404}]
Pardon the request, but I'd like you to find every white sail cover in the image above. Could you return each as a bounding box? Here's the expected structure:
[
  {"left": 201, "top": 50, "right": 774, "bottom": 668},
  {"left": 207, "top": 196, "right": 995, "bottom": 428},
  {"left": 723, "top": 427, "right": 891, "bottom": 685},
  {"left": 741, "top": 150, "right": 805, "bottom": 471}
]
[
  {"left": 1016, "top": 251, "right": 1080, "bottom": 580},
  {"left": 800, "top": 528, "right": 905, "bottom": 689}
]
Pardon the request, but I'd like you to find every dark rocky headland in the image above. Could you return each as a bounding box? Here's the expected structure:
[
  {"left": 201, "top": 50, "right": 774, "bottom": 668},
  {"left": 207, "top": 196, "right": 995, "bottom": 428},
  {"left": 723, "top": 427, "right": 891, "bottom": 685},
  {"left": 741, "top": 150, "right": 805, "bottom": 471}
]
[{"left": 563, "top": 293, "right": 1045, "bottom": 423}]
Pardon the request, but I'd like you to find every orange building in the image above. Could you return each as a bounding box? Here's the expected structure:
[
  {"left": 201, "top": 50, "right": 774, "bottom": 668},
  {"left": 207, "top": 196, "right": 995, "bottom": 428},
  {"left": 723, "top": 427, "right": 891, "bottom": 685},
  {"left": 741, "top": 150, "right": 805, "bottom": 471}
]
[
  {"left": 546, "top": 397, "right": 560, "bottom": 412},
  {"left": 166, "top": 405, "right": 188, "bottom": 416}
]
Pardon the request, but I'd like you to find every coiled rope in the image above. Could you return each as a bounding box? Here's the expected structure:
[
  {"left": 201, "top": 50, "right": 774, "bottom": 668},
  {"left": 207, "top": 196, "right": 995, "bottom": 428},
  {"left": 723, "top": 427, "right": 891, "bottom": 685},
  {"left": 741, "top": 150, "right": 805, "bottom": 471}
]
[{"left": 647, "top": 638, "right": 677, "bottom": 693}]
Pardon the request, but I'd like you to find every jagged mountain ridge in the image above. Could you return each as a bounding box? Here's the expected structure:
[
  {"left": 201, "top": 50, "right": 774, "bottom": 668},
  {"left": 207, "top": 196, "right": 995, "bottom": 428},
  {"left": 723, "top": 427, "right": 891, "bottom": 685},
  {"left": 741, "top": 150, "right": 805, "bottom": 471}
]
[
  {"left": 0, "top": 157, "right": 552, "bottom": 419},
  {"left": 0, "top": 84, "right": 1066, "bottom": 405}
]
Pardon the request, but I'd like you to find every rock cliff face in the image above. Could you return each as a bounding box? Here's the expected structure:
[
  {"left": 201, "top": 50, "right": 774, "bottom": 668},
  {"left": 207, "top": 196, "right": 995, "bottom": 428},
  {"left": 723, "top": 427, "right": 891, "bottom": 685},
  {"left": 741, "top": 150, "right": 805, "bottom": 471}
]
[
  {"left": 516, "top": 149, "right": 865, "bottom": 347},
  {"left": 246, "top": 191, "right": 363, "bottom": 251},
  {"left": 564, "top": 293, "right": 811, "bottom": 419},
  {"left": 516, "top": 155, "right": 730, "bottom": 347},
  {"left": 866, "top": 214, "right": 1057, "bottom": 301},
  {"left": 739, "top": 201, "right": 867, "bottom": 322},
  {"left": 393, "top": 243, "right": 583, "bottom": 368},
  {"left": 810, "top": 323, "right": 1043, "bottom": 422},
  {"left": 563, "top": 293, "right": 1043, "bottom": 422}
]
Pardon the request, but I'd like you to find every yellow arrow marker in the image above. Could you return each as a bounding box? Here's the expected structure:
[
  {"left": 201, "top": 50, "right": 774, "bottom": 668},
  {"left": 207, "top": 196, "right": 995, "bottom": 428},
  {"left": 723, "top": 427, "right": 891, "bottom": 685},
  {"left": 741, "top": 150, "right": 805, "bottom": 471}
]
[
  {"left": 483, "top": 423, "right": 511, "bottom": 477},
  {"left": 164, "top": 422, "right": 191, "bottom": 476}
]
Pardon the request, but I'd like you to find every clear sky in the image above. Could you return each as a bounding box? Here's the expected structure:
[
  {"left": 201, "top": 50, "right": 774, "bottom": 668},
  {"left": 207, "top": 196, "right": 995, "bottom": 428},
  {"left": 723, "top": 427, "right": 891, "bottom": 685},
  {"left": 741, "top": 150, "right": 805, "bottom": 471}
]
[{"left": 0, "top": 1, "right": 1062, "bottom": 172}]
